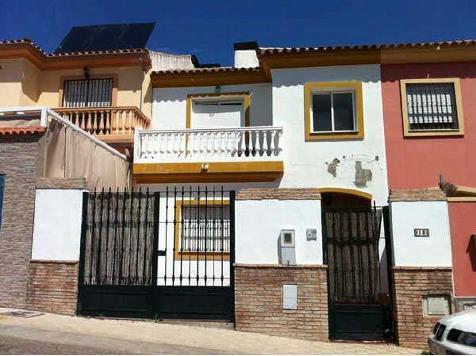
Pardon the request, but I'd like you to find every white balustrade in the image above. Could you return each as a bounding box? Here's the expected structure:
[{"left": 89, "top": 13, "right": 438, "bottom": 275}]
[{"left": 134, "top": 126, "right": 283, "bottom": 163}]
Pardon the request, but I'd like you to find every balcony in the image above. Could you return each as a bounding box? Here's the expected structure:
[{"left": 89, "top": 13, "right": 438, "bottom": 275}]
[
  {"left": 133, "top": 126, "right": 284, "bottom": 183},
  {"left": 54, "top": 106, "right": 150, "bottom": 147}
]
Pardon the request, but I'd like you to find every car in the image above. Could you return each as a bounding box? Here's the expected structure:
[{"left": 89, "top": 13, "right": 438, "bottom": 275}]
[{"left": 428, "top": 309, "right": 476, "bottom": 354}]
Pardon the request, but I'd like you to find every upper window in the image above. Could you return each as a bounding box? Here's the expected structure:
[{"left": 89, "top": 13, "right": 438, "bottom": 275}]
[
  {"left": 62, "top": 78, "right": 113, "bottom": 108},
  {"left": 312, "top": 91, "right": 356, "bottom": 132},
  {"left": 304, "top": 82, "right": 364, "bottom": 141},
  {"left": 400, "top": 79, "right": 464, "bottom": 137}
]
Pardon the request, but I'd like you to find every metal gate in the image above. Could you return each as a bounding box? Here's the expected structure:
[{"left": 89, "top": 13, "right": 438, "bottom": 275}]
[
  {"left": 322, "top": 206, "right": 394, "bottom": 341},
  {"left": 77, "top": 187, "right": 235, "bottom": 320}
]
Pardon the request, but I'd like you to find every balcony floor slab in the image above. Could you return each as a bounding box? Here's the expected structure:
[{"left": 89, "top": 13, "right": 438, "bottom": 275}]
[{"left": 133, "top": 161, "right": 284, "bottom": 183}]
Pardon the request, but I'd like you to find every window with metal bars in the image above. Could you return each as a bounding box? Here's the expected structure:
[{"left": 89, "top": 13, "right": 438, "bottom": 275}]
[
  {"left": 406, "top": 83, "right": 459, "bottom": 131},
  {"left": 179, "top": 205, "right": 230, "bottom": 254},
  {"left": 62, "top": 78, "right": 113, "bottom": 108}
]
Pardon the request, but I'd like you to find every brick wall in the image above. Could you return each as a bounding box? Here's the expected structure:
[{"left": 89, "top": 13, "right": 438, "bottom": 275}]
[
  {"left": 236, "top": 188, "right": 321, "bottom": 200},
  {"left": 0, "top": 134, "right": 41, "bottom": 308},
  {"left": 389, "top": 189, "right": 446, "bottom": 202},
  {"left": 27, "top": 260, "right": 79, "bottom": 315},
  {"left": 392, "top": 267, "right": 453, "bottom": 349},
  {"left": 235, "top": 265, "right": 328, "bottom": 341}
]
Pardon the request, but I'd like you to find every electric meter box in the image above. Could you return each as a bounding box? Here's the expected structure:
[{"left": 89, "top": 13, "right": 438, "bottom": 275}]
[{"left": 279, "top": 229, "right": 296, "bottom": 266}]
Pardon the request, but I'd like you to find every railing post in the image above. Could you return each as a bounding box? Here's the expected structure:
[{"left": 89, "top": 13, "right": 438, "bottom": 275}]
[
  {"left": 134, "top": 128, "right": 142, "bottom": 162},
  {"left": 229, "top": 190, "right": 236, "bottom": 322}
]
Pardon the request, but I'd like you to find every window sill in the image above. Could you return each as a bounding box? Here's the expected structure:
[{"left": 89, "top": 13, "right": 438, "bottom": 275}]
[
  {"left": 305, "top": 130, "right": 364, "bottom": 141},
  {"left": 404, "top": 129, "right": 464, "bottom": 138}
]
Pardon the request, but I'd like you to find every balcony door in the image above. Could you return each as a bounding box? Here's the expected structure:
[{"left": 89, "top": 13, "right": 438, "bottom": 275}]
[
  {"left": 62, "top": 78, "right": 113, "bottom": 108},
  {"left": 191, "top": 98, "right": 245, "bottom": 129}
]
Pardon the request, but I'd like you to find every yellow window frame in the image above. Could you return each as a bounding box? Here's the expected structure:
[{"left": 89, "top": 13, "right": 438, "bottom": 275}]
[
  {"left": 400, "top": 78, "right": 464, "bottom": 137},
  {"left": 304, "top": 81, "right": 365, "bottom": 141},
  {"left": 174, "top": 199, "right": 231, "bottom": 260}
]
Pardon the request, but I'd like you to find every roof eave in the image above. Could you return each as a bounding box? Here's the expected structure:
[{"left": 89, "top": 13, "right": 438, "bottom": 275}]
[
  {"left": 0, "top": 41, "right": 151, "bottom": 70},
  {"left": 151, "top": 68, "right": 270, "bottom": 87}
]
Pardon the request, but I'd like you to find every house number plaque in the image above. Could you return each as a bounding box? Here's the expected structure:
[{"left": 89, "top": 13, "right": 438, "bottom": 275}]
[{"left": 414, "top": 228, "right": 430, "bottom": 237}]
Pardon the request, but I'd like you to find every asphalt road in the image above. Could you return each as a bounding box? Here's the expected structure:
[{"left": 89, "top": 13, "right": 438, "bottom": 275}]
[{"left": 0, "top": 324, "right": 226, "bottom": 355}]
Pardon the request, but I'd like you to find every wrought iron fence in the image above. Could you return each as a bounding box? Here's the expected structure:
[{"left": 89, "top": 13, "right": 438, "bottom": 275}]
[
  {"left": 80, "top": 187, "right": 234, "bottom": 288},
  {"left": 81, "top": 189, "right": 156, "bottom": 286}
]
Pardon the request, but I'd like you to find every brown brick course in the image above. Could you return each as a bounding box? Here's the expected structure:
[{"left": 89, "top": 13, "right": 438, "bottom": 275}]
[
  {"left": 389, "top": 189, "right": 446, "bottom": 202},
  {"left": 392, "top": 266, "right": 453, "bottom": 349},
  {"left": 235, "top": 264, "right": 328, "bottom": 341},
  {"left": 0, "top": 134, "right": 42, "bottom": 308},
  {"left": 237, "top": 188, "right": 321, "bottom": 200},
  {"left": 27, "top": 260, "right": 79, "bottom": 315}
]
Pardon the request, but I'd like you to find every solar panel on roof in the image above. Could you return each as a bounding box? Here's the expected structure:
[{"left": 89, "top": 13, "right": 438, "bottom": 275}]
[{"left": 54, "top": 23, "right": 155, "bottom": 53}]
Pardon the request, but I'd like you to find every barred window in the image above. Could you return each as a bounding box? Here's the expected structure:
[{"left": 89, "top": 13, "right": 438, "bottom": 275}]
[
  {"left": 63, "top": 78, "right": 113, "bottom": 108},
  {"left": 406, "top": 83, "right": 459, "bottom": 131},
  {"left": 179, "top": 205, "right": 230, "bottom": 254}
]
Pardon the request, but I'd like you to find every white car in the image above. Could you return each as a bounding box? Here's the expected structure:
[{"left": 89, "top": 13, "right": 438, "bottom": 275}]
[{"left": 428, "top": 309, "right": 476, "bottom": 354}]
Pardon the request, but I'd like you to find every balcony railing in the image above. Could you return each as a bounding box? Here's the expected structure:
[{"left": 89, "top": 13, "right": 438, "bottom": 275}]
[
  {"left": 134, "top": 126, "right": 283, "bottom": 163},
  {"left": 54, "top": 106, "right": 150, "bottom": 139}
]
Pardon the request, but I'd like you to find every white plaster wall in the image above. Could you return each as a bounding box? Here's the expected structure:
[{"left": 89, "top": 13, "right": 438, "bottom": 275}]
[
  {"left": 272, "top": 65, "right": 389, "bottom": 205},
  {"left": 235, "top": 199, "right": 322, "bottom": 265},
  {"left": 31, "top": 189, "right": 84, "bottom": 261},
  {"left": 234, "top": 50, "right": 259, "bottom": 68},
  {"left": 152, "top": 83, "right": 272, "bottom": 129},
  {"left": 151, "top": 65, "right": 388, "bottom": 204},
  {"left": 390, "top": 201, "right": 453, "bottom": 267}
]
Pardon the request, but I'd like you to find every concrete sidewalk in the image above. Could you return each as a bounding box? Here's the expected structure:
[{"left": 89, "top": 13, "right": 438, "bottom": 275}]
[{"left": 0, "top": 308, "right": 420, "bottom": 354}]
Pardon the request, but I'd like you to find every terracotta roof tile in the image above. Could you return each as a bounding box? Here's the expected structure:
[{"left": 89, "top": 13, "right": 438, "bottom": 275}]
[
  {"left": 0, "top": 38, "right": 148, "bottom": 58},
  {"left": 152, "top": 66, "right": 262, "bottom": 75},
  {"left": 0, "top": 126, "right": 46, "bottom": 136},
  {"left": 259, "top": 39, "right": 476, "bottom": 55}
]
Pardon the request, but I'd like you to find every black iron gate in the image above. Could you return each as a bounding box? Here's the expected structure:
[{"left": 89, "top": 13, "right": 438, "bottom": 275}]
[
  {"left": 322, "top": 206, "right": 394, "bottom": 341},
  {"left": 78, "top": 187, "right": 235, "bottom": 320}
]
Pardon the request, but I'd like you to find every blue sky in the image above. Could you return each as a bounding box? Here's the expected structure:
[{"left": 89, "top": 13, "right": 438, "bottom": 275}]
[{"left": 1, "top": 0, "right": 476, "bottom": 66}]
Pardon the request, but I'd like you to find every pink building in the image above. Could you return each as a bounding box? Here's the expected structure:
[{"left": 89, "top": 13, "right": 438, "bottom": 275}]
[{"left": 382, "top": 50, "right": 476, "bottom": 319}]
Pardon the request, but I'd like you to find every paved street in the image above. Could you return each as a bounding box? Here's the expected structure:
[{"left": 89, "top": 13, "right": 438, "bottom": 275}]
[{"left": 0, "top": 308, "right": 420, "bottom": 354}]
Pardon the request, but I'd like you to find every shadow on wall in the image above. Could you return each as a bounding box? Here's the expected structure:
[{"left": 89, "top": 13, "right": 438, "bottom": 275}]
[
  {"left": 468, "top": 235, "right": 476, "bottom": 272},
  {"left": 381, "top": 62, "right": 476, "bottom": 83},
  {"left": 272, "top": 65, "right": 380, "bottom": 89}
]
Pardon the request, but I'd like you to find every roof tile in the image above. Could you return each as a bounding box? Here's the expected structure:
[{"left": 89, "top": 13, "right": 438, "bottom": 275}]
[
  {"left": 0, "top": 126, "right": 46, "bottom": 136},
  {"left": 152, "top": 66, "right": 262, "bottom": 75},
  {"left": 259, "top": 39, "right": 476, "bottom": 55}
]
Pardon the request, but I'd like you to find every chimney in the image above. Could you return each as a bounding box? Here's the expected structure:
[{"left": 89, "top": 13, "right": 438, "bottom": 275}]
[{"left": 233, "top": 41, "right": 259, "bottom": 68}]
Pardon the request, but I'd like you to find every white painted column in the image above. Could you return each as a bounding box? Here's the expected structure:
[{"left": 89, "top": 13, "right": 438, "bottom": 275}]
[
  {"left": 31, "top": 189, "right": 84, "bottom": 261},
  {"left": 389, "top": 191, "right": 452, "bottom": 267}
]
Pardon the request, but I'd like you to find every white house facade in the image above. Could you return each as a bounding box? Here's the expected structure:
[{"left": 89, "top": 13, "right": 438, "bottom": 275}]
[{"left": 0, "top": 34, "right": 459, "bottom": 350}]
